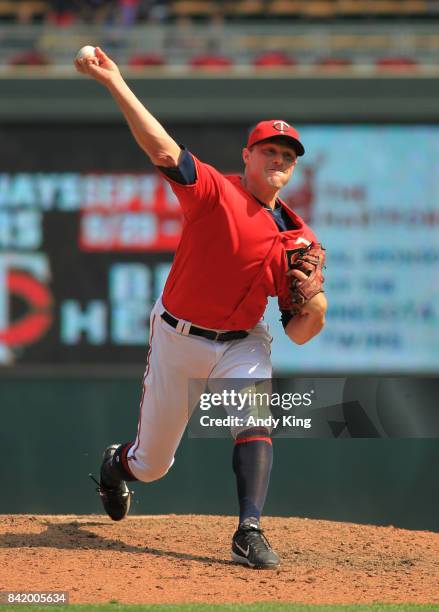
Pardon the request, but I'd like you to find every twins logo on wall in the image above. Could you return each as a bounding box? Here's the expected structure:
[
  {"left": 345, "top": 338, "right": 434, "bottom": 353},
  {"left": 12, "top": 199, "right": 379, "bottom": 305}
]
[{"left": 0, "top": 254, "right": 52, "bottom": 364}]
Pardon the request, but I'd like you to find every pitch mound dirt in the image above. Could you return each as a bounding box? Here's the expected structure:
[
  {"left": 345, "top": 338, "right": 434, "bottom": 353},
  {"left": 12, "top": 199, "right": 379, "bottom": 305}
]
[{"left": 0, "top": 514, "right": 438, "bottom": 604}]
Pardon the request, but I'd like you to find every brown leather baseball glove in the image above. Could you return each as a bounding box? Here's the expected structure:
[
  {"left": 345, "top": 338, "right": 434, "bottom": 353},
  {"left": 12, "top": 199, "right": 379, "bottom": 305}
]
[{"left": 285, "top": 243, "right": 326, "bottom": 314}]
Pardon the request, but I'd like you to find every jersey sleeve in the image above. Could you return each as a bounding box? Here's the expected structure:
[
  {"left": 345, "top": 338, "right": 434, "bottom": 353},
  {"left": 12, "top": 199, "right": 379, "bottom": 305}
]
[{"left": 157, "top": 149, "right": 225, "bottom": 221}]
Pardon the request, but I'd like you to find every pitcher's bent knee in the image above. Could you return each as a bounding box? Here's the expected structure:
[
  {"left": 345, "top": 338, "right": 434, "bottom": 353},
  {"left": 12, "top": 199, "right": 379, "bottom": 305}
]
[{"left": 128, "top": 456, "right": 174, "bottom": 483}]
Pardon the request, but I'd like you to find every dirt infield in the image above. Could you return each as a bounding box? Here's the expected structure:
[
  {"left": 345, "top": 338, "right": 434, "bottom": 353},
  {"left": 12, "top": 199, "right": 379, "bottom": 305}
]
[{"left": 0, "top": 514, "right": 438, "bottom": 605}]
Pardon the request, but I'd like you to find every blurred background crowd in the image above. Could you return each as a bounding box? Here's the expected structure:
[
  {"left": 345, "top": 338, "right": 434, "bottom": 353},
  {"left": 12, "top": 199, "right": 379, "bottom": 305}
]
[
  {"left": 1, "top": 0, "right": 439, "bottom": 69},
  {"left": 2, "top": 0, "right": 439, "bottom": 25}
]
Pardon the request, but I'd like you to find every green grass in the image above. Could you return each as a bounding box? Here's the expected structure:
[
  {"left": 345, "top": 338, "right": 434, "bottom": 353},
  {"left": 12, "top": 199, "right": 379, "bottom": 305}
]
[{"left": 1, "top": 605, "right": 439, "bottom": 612}]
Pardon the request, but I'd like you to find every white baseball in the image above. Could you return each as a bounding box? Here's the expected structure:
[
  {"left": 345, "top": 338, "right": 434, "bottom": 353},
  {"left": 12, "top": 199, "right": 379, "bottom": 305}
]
[{"left": 76, "top": 45, "right": 96, "bottom": 61}]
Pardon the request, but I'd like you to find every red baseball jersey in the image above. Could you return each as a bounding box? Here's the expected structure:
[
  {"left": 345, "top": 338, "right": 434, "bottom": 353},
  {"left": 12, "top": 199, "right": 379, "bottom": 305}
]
[{"left": 162, "top": 155, "right": 318, "bottom": 330}]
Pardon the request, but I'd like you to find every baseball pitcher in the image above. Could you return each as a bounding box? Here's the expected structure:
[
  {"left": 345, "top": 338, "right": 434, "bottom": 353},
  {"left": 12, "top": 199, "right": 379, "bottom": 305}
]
[{"left": 77, "top": 47, "right": 327, "bottom": 569}]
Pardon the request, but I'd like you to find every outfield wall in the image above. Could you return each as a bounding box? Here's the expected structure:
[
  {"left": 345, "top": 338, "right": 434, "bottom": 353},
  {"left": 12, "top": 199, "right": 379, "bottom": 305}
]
[{"left": 2, "top": 376, "right": 439, "bottom": 531}]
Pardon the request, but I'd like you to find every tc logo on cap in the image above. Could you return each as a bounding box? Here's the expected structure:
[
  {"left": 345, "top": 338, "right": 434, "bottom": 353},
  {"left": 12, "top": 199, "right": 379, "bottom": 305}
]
[
  {"left": 247, "top": 119, "right": 305, "bottom": 156},
  {"left": 273, "top": 121, "right": 290, "bottom": 133}
]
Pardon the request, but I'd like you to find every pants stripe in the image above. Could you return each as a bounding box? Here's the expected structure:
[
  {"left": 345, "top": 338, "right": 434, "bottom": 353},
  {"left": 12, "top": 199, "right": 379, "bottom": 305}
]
[
  {"left": 131, "top": 313, "right": 156, "bottom": 460},
  {"left": 234, "top": 436, "right": 272, "bottom": 446}
]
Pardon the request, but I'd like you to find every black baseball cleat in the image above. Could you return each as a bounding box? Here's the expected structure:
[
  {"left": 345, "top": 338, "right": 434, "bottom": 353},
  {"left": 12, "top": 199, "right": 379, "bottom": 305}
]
[
  {"left": 231, "top": 518, "right": 280, "bottom": 569},
  {"left": 89, "top": 444, "right": 132, "bottom": 521}
]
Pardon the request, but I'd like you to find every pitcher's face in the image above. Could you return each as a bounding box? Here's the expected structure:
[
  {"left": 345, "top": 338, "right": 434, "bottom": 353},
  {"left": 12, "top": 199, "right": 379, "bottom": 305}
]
[{"left": 243, "top": 140, "right": 298, "bottom": 191}]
